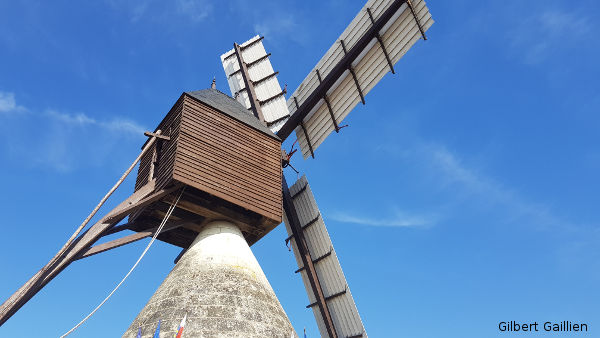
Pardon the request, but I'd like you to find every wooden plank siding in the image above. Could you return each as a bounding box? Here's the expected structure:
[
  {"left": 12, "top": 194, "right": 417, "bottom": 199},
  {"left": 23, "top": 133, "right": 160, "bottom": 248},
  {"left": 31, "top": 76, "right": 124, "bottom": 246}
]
[
  {"left": 131, "top": 91, "right": 282, "bottom": 248},
  {"left": 176, "top": 94, "right": 282, "bottom": 224},
  {"left": 134, "top": 96, "right": 183, "bottom": 192}
]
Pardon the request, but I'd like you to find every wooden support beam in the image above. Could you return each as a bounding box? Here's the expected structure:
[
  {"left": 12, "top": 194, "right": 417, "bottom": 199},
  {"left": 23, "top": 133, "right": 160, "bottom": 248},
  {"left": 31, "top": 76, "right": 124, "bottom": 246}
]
[
  {"left": 366, "top": 8, "right": 396, "bottom": 74},
  {"left": 266, "top": 114, "right": 291, "bottom": 127},
  {"left": 253, "top": 71, "right": 279, "bottom": 86},
  {"left": 104, "top": 184, "right": 181, "bottom": 223},
  {"left": 258, "top": 89, "right": 286, "bottom": 106},
  {"left": 229, "top": 53, "right": 272, "bottom": 77},
  {"left": 102, "top": 221, "right": 137, "bottom": 236},
  {"left": 284, "top": 213, "right": 320, "bottom": 244},
  {"left": 77, "top": 232, "right": 149, "bottom": 260},
  {"left": 144, "top": 131, "right": 170, "bottom": 141},
  {"left": 407, "top": 0, "right": 427, "bottom": 40},
  {"left": 282, "top": 175, "right": 337, "bottom": 338},
  {"left": 233, "top": 42, "right": 265, "bottom": 124},
  {"left": 162, "top": 193, "right": 264, "bottom": 238},
  {"left": 295, "top": 246, "right": 332, "bottom": 273},
  {"left": 1, "top": 129, "right": 163, "bottom": 326},
  {"left": 316, "top": 69, "right": 341, "bottom": 133},
  {"left": 0, "top": 181, "right": 178, "bottom": 326},
  {"left": 292, "top": 97, "right": 315, "bottom": 159},
  {"left": 290, "top": 182, "right": 308, "bottom": 199},
  {"left": 340, "top": 39, "right": 365, "bottom": 105},
  {"left": 76, "top": 217, "right": 202, "bottom": 260},
  {"left": 306, "top": 287, "right": 347, "bottom": 308},
  {"left": 300, "top": 122, "right": 315, "bottom": 159},
  {"left": 347, "top": 333, "right": 364, "bottom": 338},
  {"left": 223, "top": 36, "right": 265, "bottom": 61}
]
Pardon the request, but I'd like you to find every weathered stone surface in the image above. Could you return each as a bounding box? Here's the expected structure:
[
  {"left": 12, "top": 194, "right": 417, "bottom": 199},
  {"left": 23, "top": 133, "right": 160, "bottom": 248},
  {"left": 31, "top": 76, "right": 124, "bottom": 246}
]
[{"left": 123, "top": 221, "right": 297, "bottom": 338}]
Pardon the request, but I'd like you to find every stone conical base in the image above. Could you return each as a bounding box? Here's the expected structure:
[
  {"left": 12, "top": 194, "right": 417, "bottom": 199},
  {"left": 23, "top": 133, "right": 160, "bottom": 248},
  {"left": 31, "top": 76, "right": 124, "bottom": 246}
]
[{"left": 123, "top": 220, "right": 296, "bottom": 338}]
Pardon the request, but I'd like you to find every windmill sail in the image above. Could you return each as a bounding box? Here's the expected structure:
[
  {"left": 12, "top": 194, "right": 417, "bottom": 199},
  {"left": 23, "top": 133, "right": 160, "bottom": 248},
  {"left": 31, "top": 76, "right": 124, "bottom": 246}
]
[
  {"left": 221, "top": 35, "right": 290, "bottom": 132},
  {"left": 284, "top": 175, "right": 367, "bottom": 338},
  {"left": 281, "top": 0, "right": 433, "bottom": 157}
]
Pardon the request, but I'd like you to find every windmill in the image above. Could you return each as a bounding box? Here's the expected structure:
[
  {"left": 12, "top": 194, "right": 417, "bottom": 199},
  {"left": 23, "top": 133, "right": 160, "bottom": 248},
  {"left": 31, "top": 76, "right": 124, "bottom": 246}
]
[{"left": 0, "top": 0, "right": 433, "bottom": 337}]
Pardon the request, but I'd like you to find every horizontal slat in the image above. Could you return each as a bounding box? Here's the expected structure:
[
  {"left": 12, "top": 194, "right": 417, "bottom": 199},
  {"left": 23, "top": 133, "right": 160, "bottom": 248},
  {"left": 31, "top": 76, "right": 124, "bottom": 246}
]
[
  {"left": 176, "top": 144, "right": 282, "bottom": 200},
  {"left": 184, "top": 97, "right": 280, "bottom": 150},
  {"left": 178, "top": 131, "right": 280, "bottom": 180},
  {"left": 174, "top": 170, "right": 281, "bottom": 222},
  {"left": 173, "top": 167, "right": 281, "bottom": 219},
  {"left": 179, "top": 120, "right": 280, "bottom": 169},
  {"left": 174, "top": 96, "right": 282, "bottom": 223}
]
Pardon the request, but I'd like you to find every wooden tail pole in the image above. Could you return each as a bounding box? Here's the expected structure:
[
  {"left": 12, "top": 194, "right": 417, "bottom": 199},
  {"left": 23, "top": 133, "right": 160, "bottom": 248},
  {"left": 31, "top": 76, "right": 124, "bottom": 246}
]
[
  {"left": 0, "top": 131, "right": 163, "bottom": 326},
  {"left": 0, "top": 181, "right": 180, "bottom": 327}
]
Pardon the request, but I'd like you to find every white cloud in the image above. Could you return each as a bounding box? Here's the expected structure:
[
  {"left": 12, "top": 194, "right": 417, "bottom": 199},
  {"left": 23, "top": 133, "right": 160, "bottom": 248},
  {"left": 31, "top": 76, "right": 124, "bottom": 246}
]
[
  {"left": 228, "top": 0, "right": 309, "bottom": 46},
  {"left": 424, "top": 143, "right": 571, "bottom": 230},
  {"left": 176, "top": 0, "right": 211, "bottom": 23},
  {"left": 253, "top": 15, "right": 306, "bottom": 44},
  {"left": 509, "top": 8, "right": 592, "bottom": 65},
  {"left": 538, "top": 10, "right": 590, "bottom": 36},
  {"left": 103, "top": 118, "right": 147, "bottom": 135},
  {"left": 328, "top": 210, "right": 433, "bottom": 228},
  {"left": 0, "top": 91, "right": 147, "bottom": 172},
  {"left": 47, "top": 110, "right": 96, "bottom": 125},
  {"left": 0, "top": 91, "right": 24, "bottom": 113},
  {"left": 106, "top": 0, "right": 212, "bottom": 24},
  {"left": 46, "top": 110, "right": 145, "bottom": 136},
  {"left": 130, "top": 2, "right": 149, "bottom": 23}
]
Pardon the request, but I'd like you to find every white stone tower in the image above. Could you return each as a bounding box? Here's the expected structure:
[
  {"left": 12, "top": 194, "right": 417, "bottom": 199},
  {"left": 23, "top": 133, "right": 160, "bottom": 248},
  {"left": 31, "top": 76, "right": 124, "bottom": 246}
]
[{"left": 123, "top": 220, "right": 297, "bottom": 337}]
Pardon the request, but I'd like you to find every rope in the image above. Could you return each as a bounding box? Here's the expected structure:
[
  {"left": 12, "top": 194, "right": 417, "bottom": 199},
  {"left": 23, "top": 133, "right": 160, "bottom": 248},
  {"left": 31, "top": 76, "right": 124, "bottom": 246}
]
[{"left": 60, "top": 187, "right": 185, "bottom": 337}]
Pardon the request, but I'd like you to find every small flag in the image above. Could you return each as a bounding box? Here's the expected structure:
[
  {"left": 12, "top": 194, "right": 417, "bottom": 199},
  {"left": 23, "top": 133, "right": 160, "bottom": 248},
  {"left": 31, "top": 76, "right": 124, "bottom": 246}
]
[
  {"left": 136, "top": 327, "right": 142, "bottom": 338},
  {"left": 175, "top": 314, "right": 187, "bottom": 338},
  {"left": 153, "top": 319, "right": 161, "bottom": 338}
]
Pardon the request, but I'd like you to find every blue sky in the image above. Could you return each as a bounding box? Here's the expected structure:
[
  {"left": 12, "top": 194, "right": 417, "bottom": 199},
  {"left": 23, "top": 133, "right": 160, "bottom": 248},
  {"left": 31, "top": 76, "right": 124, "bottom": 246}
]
[{"left": 1, "top": 0, "right": 599, "bottom": 337}]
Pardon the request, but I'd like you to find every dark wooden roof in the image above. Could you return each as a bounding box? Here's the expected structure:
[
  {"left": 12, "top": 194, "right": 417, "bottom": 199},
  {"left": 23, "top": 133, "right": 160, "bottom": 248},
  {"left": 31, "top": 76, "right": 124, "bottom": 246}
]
[{"left": 186, "top": 89, "right": 280, "bottom": 141}]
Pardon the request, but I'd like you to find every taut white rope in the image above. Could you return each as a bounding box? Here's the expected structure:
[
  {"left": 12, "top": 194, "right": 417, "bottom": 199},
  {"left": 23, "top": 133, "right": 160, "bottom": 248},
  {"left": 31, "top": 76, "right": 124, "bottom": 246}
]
[{"left": 60, "top": 187, "right": 185, "bottom": 337}]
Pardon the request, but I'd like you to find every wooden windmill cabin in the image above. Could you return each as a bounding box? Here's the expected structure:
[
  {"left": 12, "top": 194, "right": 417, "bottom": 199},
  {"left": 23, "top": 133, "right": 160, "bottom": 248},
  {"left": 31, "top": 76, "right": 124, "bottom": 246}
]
[{"left": 128, "top": 88, "right": 283, "bottom": 248}]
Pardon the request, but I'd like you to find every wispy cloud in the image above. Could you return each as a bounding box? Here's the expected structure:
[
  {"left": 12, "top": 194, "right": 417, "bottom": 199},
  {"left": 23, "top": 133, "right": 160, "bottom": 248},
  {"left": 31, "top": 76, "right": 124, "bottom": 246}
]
[
  {"left": 253, "top": 15, "right": 306, "bottom": 45},
  {"left": 328, "top": 210, "right": 433, "bottom": 228},
  {"left": 106, "top": 0, "right": 212, "bottom": 24},
  {"left": 0, "top": 91, "right": 25, "bottom": 113},
  {"left": 369, "top": 137, "right": 578, "bottom": 231},
  {"left": 176, "top": 0, "right": 211, "bottom": 23},
  {"left": 509, "top": 8, "right": 592, "bottom": 65},
  {"left": 46, "top": 110, "right": 145, "bottom": 136},
  {"left": 0, "top": 91, "right": 146, "bottom": 172},
  {"left": 538, "top": 10, "right": 591, "bottom": 37},
  {"left": 424, "top": 143, "right": 572, "bottom": 230},
  {"left": 228, "top": 1, "right": 309, "bottom": 46}
]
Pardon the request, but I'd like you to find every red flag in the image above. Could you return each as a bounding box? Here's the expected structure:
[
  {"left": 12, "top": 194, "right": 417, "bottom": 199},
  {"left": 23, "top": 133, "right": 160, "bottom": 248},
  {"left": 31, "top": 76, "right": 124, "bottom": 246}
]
[{"left": 175, "top": 314, "right": 187, "bottom": 338}]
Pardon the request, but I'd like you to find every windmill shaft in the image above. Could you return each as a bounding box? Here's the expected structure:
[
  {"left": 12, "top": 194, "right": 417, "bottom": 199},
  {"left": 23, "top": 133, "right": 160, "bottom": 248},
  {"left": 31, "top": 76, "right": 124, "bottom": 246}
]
[{"left": 276, "top": 0, "right": 407, "bottom": 141}]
